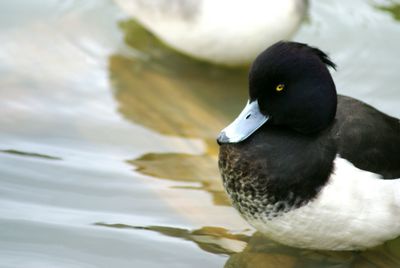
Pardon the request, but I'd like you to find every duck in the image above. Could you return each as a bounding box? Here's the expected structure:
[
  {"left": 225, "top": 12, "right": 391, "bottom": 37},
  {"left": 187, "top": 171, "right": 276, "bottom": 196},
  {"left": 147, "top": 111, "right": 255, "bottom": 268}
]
[
  {"left": 217, "top": 41, "right": 400, "bottom": 251},
  {"left": 113, "top": 0, "right": 308, "bottom": 66}
]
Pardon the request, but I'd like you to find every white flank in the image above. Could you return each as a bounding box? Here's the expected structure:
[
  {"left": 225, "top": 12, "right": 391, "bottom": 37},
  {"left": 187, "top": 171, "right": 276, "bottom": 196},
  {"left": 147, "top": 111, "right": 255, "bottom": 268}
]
[
  {"left": 114, "top": 0, "right": 307, "bottom": 65},
  {"left": 248, "top": 156, "right": 400, "bottom": 250}
]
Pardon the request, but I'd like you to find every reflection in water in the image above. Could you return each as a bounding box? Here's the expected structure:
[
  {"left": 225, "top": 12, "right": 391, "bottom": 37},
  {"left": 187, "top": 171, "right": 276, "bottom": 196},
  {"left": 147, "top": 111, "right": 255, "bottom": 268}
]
[
  {"left": 111, "top": 20, "right": 248, "bottom": 141},
  {"left": 110, "top": 20, "right": 251, "bottom": 208},
  {"left": 95, "top": 222, "right": 400, "bottom": 267},
  {"left": 95, "top": 222, "right": 249, "bottom": 255},
  {"left": 0, "top": 149, "right": 61, "bottom": 160},
  {"left": 377, "top": 4, "right": 400, "bottom": 21},
  {"left": 129, "top": 152, "right": 230, "bottom": 206}
]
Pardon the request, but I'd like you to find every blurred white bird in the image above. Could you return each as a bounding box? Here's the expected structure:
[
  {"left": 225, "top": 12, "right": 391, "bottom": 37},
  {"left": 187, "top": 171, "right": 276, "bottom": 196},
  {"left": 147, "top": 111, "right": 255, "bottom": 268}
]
[{"left": 114, "top": 0, "right": 308, "bottom": 66}]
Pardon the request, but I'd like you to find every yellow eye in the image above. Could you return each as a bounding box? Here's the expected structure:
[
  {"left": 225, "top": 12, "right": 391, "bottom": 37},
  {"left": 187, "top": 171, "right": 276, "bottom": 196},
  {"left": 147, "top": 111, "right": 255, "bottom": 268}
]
[{"left": 276, "top": 84, "right": 285, "bottom": 92}]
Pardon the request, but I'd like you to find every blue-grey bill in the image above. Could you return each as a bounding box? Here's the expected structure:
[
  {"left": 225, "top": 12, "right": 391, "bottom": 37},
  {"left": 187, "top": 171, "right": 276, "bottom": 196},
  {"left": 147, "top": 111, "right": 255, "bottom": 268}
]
[{"left": 217, "top": 100, "right": 269, "bottom": 144}]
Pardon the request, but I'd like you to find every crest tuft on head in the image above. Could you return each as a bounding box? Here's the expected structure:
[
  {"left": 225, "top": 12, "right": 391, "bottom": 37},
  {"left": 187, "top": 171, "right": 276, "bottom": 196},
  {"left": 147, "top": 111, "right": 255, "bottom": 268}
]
[
  {"left": 271, "top": 41, "right": 337, "bottom": 70},
  {"left": 308, "top": 45, "right": 336, "bottom": 70}
]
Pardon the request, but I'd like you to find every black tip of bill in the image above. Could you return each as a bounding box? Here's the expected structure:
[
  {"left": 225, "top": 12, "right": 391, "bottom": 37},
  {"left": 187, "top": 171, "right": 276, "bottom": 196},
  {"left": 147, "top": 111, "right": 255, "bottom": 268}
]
[
  {"left": 216, "top": 131, "right": 229, "bottom": 145},
  {"left": 216, "top": 100, "right": 269, "bottom": 145}
]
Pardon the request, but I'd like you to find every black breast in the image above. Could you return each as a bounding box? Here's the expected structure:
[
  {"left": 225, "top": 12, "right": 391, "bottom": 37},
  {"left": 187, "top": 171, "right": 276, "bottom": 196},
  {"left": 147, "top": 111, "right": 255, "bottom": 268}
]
[{"left": 218, "top": 125, "right": 337, "bottom": 219}]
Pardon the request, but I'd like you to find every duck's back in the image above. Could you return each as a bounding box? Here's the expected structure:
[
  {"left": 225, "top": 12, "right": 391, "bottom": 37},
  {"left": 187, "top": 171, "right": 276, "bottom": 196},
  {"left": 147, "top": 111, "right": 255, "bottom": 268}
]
[
  {"left": 113, "top": 0, "right": 307, "bottom": 65},
  {"left": 334, "top": 95, "right": 400, "bottom": 179}
]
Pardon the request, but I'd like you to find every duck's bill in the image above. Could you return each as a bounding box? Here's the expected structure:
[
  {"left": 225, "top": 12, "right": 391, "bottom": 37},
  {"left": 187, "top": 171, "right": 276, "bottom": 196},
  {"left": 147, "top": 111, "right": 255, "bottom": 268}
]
[{"left": 217, "top": 100, "right": 269, "bottom": 144}]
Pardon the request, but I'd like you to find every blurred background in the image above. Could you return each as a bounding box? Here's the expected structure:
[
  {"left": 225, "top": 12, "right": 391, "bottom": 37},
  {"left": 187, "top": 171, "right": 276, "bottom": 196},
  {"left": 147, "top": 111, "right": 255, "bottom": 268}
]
[{"left": 0, "top": 0, "right": 400, "bottom": 267}]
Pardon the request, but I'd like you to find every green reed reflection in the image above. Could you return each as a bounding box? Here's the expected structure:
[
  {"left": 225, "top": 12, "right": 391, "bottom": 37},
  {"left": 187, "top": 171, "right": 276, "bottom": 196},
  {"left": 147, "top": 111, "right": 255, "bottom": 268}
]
[
  {"left": 110, "top": 20, "right": 248, "bottom": 141},
  {"left": 109, "top": 20, "right": 251, "bottom": 207},
  {"left": 95, "top": 222, "right": 249, "bottom": 255},
  {"left": 377, "top": 3, "right": 400, "bottom": 21},
  {"left": 129, "top": 152, "right": 230, "bottom": 206}
]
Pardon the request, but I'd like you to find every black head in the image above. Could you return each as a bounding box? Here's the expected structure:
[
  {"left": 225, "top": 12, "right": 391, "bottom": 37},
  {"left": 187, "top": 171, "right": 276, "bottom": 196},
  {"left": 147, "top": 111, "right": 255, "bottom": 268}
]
[{"left": 249, "top": 41, "right": 337, "bottom": 134}]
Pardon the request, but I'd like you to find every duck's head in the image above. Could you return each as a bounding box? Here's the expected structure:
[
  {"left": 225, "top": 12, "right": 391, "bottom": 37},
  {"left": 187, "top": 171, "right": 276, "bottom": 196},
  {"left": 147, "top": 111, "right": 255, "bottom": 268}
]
[{"left": 217, "top": 41, "right": 337, "bottom": 144}]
